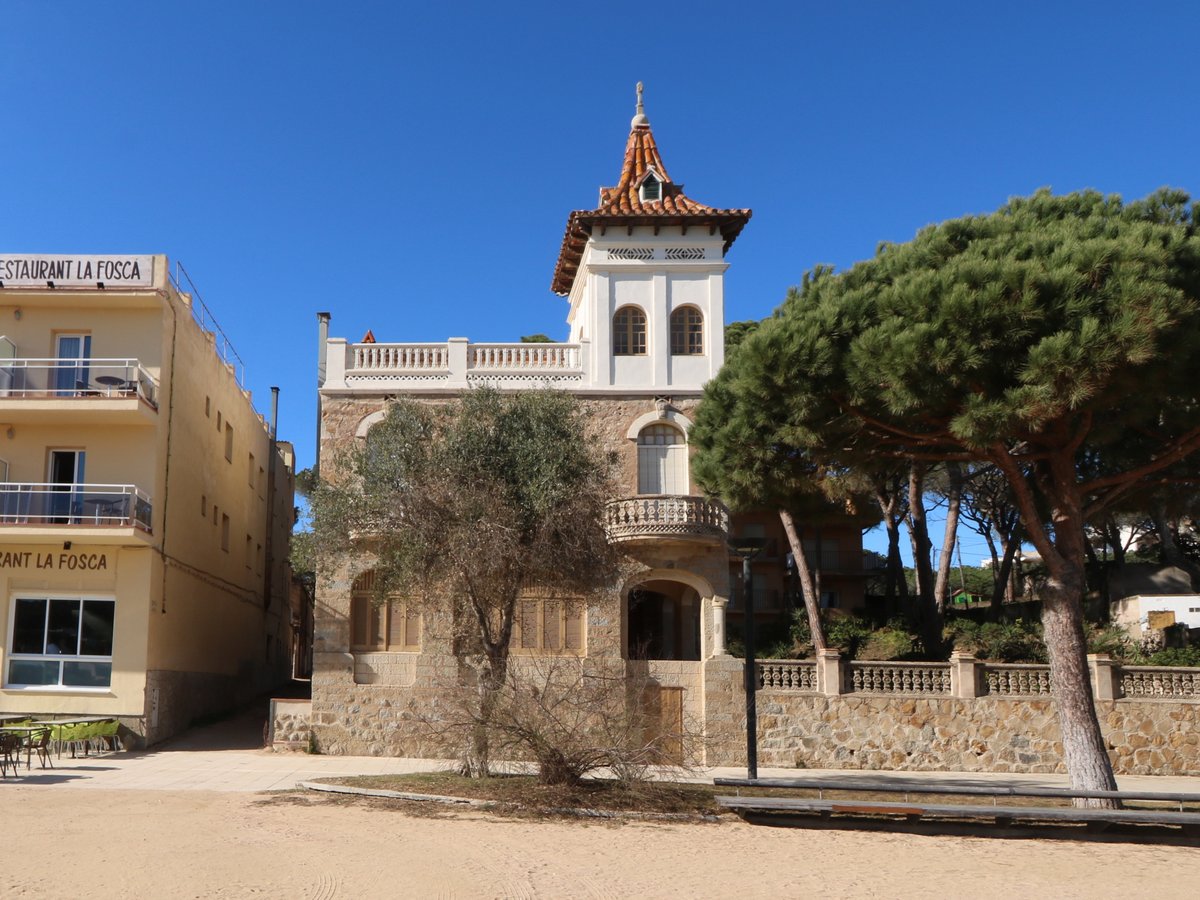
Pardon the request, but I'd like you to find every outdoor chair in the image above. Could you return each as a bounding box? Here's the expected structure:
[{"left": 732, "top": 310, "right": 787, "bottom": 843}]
[
  {"left": 0, "top": 731, "right": 22, "bottom": 777},
  {"left": 24, "top": 727, "right": 53, "bottom": 769}
]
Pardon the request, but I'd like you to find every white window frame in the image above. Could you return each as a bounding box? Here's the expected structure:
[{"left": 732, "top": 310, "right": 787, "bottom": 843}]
[
  {"left": 637, "top": 423, "right": 689, "bottom": 495},
  {"left": 5, "top": 591, "right": 116, "bottom": 691}
]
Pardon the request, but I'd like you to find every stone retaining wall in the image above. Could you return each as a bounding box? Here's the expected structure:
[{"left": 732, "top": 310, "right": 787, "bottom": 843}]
[{"left": 750, "top": 693, "right": 1200, "bottom": 775}]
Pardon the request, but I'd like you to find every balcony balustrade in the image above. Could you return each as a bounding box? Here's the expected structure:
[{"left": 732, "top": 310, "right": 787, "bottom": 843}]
[
  {"left": 604, "top": 495, "right": 729, "bottom": 544},
  {"left": 0, "top": 359, "right": 159, "bottom": 407},
  {"left": 335, "top": 339, "right": 586, "bottom": 389},
  {"left": 0, "top": 483, "right": 152, "bottom": 530}
]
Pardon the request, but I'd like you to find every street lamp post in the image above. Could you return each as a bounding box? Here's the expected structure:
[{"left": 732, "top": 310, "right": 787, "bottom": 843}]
[{"left": 728, "top": 537, "right": 766, "bottom": 781}]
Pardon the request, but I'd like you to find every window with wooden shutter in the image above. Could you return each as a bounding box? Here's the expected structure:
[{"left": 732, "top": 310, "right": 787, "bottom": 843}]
[
  {"left": 512, "top": 595, "right": 586, "bottom": 656},
  {"left": 350, "top": 570, "right": 420, "bottom": 651}
]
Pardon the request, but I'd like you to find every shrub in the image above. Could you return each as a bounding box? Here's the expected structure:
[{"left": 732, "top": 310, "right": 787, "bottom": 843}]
[
  {"left": 1145, "top": 647, "right": 1200, "bottom": 668},
  {"left": 946, "top": 618, "right": 1046, "bottom": 663}
]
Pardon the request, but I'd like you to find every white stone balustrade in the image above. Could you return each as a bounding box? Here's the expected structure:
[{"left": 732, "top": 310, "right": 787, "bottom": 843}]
[
  {"left": 327, "top": 338, "right": 589, "bottom": 390},
  {"left": 604, "top": 495, "right": 730, "bottom": 543}
]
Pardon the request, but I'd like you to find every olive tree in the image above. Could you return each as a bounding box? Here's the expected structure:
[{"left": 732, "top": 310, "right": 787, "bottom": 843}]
[{"left": 309, "top": 387, "right": 620, "bottom": 776}]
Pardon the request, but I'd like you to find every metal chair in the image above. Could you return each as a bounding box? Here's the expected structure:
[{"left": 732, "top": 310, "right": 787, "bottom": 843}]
[{"left": 0, "top": 731, "right": 22, "bottom": 777}]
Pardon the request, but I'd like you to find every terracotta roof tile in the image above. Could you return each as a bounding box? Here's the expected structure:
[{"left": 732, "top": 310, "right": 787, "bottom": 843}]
[{"left": 552, "top": 118, "right": 751, "bottom": 295}]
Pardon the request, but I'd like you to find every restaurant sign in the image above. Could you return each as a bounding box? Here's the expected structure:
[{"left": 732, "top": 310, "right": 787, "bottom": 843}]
[{"left": 0, "top": 254, "right": 154, "bottom": 288}]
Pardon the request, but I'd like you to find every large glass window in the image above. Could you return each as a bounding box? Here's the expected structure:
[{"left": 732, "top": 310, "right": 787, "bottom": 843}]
[
  {"left": 637, "top": 423, "right": 688, "bottom": 494},
  {"left": 7, "top": 595, "right": 114, "bottom": 688},
  {"left": 670, "top": 306, "right": 704, "bottom": 355},
  {"left": 613, "top": 306, "right": 647, "bottom": 356}
]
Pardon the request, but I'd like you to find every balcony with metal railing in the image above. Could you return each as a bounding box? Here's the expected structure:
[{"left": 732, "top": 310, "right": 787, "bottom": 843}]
[
  {"left": 604, "top": 495, "right": 730, "bottom": 545},
  {"left": 0, "top": 483, "right": 152, "bottom": 539},
  {"left": 0, "top": 359, "right": 159, "bottom": 424}
]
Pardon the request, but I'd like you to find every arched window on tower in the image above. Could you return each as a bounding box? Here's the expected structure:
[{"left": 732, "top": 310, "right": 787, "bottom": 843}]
[
  {"left": 670, "top": 306, "right": 704, "bottom": 355},
  {"left": 613, "top": 306, "right": 647, "bottom": 356},
  {"left": 637, "top": 423, "right": 688, "bottom": 494}
]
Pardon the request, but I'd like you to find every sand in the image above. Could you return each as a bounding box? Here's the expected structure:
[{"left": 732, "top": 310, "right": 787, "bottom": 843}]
[{"left": 2, "top": 787, "right": 1198, "bottom": 899}]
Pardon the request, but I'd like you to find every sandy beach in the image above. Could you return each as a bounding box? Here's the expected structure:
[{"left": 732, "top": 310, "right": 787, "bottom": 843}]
[{"left": 3, "top": 786, "right": 1198, "bottom": 899}]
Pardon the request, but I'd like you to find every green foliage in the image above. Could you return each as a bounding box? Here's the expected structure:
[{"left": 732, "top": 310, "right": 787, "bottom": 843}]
[
  {"left": 294, "top": 466, "right": 318, "bottom": 499},
  {"left": 289, "top": 529, "right": 317, "bottom": 578},
  {"left": 946, "top": 618, "right": 1048, "bottom": 663},
  {"left": 309, "top": 387, "right": 619, "bottom": 661},
  {"left": 1145, "top": 647, "right": 1200, "bottom": 667},
  {"left": 520, "top": 333, "right": 554, "bottom": 343},
  {"left": 1086, "top": 624, "right": 1138, "bottom": 661},
  {"left": 723, "top": 319, "right": 761, "bottom": 356}
]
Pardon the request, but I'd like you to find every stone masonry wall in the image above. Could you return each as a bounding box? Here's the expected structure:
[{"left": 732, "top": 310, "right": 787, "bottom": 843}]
[{"left": 746, "top": 693, "right": 1200, "bottom": 776}]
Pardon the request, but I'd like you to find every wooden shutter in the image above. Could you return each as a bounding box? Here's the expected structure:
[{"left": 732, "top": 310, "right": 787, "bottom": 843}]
[
  {"left": 405, "top": 605, "right": 422, "bottom": 649},
  {"left": 564, "top": 603, "right": 584, "bottom": 652},
  {"left": 351, "top": 596, "right": 369, "bottom": 648},
  {"left": 543, "top": 600, "right": 562, "bottom": 651},
  {"left": 519, "top": 601, "right": 540, "bottom": 650},
  {"left": 386, "top": 601, "right": 405, "bottom": 649}
]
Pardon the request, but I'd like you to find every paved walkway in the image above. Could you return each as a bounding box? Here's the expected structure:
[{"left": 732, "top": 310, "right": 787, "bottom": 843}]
[{"left": 4, "top": 700, "right": 1199, "bottom": 794}]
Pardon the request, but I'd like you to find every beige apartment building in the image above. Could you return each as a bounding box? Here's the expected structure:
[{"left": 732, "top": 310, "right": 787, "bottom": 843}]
[{"left": 0, "top": 255, "right": 295, "bottom": 745}]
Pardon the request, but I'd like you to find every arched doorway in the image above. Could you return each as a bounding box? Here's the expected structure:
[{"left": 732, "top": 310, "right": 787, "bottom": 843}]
[{"left": 627, "top": 579, "right": 701, "bottom": 661}]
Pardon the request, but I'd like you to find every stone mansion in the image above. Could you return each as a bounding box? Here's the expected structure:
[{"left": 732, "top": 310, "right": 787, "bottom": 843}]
[{"left": 307, "top": 89, "right": 868, "bottom": 761}]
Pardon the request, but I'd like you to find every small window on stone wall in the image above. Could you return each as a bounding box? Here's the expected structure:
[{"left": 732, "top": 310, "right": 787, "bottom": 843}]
[
  {"left": 350, "top": 571, "right": 421, "bottom": 651},
  {"left": 513, "top": 595, "right": 585, "bottom": 655}
]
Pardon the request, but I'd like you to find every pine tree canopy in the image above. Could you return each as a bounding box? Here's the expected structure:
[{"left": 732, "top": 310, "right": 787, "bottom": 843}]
[{"left": 694, "top": 188, "right": 1200, "bottom": 523}]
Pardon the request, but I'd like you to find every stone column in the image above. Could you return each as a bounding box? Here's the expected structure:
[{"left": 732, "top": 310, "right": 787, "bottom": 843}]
[
  {"left": 710, "top": 597, "right": 729, "bottom": 656},
  {"left": 817, "top": 648, "right": 844, "bottom": 696},
  {"left": 950, "top": 650, "right": 979, "bottom": 699},
  {"left": 1088, "top": 653, "right": 1118, "bottom": 701}
]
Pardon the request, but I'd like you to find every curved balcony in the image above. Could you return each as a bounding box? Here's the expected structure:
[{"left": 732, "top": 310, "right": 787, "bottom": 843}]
[{"left": 604, "top": 495, "right": 729, "bottom": 545}]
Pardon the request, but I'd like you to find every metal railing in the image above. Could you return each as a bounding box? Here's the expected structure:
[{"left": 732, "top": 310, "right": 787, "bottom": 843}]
[
  {"left": 0, "top": 483, "right": 152, "bottom": 530},
  {"left": 0, "top": 359, "right": 159, "bottom": 407},
  {"left": 170, "top": 261, "right": 246, "bottom": 387}
]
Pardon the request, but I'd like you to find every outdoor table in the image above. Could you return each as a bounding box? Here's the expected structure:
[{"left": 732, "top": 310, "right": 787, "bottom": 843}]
[
  {"left": 0, "top": 725, "right": 47, "bottom": 769},
  {"left": 94, "top": 375, "right": 133, "bottom": 396}
]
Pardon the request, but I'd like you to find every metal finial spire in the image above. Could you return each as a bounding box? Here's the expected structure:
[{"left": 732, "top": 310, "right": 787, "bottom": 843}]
[{"left": 631, "top": 81, "right": 649, "bottom": 128}]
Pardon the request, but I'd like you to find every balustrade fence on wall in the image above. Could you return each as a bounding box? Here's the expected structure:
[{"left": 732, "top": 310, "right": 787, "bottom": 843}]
[{"left": 756, "top": 652, "right": 1200, "bottom": 702}]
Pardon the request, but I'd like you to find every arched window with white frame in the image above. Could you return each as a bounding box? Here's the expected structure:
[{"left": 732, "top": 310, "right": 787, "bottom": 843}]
[{"left": 637, "top": 423, "right": 688, "bottom": 494}]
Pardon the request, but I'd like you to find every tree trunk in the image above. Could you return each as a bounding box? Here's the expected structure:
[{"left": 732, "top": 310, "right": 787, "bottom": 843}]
[
  {"left": 460, "top": 646, "right": 510, "bottom": 778},
  {"left": 1151, "top": 501, "right": 1200, "bottom": 587},
  {"left": 991, "top": 531, "right": 1020, "bottom": 612},
  {"left": 779, "top": 509, "right": 827, "bottom": 652},
  {"left": 1040, "top": 566, "right": 1119, "bottom": 803},
  {"left": 993, "top": 451, "right": 1120, "bottom": 805},
  {"left": 933, "top": 462, "right": 963, "bottom": 613},
  {"left": 906, "top": 462, "right": 943, "bottom": 653}
]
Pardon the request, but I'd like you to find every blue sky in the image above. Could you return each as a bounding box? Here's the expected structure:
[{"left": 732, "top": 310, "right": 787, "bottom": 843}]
[{"left": 3, "top": 2, "right": 1197, "bottom": 560}]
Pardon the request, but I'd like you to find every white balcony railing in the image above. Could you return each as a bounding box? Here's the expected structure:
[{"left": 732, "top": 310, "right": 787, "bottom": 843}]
[
  {"left": 604, "top": 495, "right": 730, "bottom": 543},
  {"left": 338, "top": 339, "right": 586, "bottom": 387},
  {"left": 0, "top": 483, "right": 152, "bottom": 530},
  {"left": 0, "top": 359, "right": 159, "bottom": 407}
]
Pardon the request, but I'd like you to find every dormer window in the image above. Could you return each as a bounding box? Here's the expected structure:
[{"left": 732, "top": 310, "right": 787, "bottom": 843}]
[{"left": 639, "top": 173, "right": 662, "bottom": 202}]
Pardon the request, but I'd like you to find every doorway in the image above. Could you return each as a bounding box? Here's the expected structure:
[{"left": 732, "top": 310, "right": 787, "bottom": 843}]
[{"left": 47, "top": 449, "right": 85, "bottom": 523}]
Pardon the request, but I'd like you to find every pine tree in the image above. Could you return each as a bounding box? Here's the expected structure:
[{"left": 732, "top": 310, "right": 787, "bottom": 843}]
[{"left": 694, "top": 188, "right": 1200, "bottom": 800}]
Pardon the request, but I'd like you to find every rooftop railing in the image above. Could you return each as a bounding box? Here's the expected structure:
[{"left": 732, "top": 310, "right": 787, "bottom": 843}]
[
  {"left": 0, "top": 359, "right": 159, "bottom": 407},
  {"left": 338, "top": 339, "right": 586, "bottom": 387},
  {"left": 0, "top": 483, "right": 152, "bottom": 530}
]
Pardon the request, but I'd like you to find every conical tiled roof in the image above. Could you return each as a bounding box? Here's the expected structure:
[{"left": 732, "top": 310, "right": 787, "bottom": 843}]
[{"left": 551, "top": 92, "right": 751, "bottom": 295}]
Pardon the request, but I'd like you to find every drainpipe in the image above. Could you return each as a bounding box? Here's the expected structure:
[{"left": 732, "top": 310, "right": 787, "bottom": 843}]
[
  {"left": 315, "top": 312, "right": 330, "bottom": 479},
  {"left": 263, "top": 386, "right": 279, "bottom": 610}
]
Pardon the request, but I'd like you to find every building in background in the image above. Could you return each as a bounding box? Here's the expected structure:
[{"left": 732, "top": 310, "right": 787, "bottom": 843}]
[{"left": 0, "top": 254, "right": 295, "bottom": 745}]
